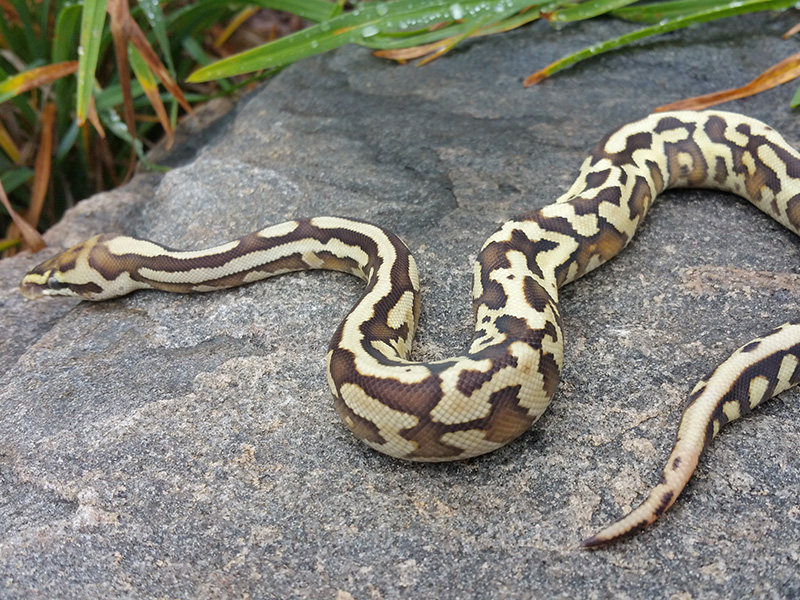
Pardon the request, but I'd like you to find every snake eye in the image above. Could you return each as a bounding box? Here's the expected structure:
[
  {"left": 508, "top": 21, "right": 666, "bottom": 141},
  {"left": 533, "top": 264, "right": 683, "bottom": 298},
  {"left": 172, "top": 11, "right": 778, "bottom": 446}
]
[{"left": 47, "top": 273, "right": 67, "bottom": 291}]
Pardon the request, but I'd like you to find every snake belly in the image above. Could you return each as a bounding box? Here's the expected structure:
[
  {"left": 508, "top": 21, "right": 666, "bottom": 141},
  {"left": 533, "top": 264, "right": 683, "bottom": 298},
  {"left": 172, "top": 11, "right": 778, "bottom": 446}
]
[{"left": 19, "top": 110, "right": 800, "bottom": 546}]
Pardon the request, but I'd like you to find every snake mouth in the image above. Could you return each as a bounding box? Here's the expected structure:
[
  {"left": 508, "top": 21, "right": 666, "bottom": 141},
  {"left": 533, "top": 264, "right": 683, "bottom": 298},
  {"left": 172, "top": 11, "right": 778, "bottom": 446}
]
[{"left": 19, "top": 278, "right": 47, "bottom": 300}]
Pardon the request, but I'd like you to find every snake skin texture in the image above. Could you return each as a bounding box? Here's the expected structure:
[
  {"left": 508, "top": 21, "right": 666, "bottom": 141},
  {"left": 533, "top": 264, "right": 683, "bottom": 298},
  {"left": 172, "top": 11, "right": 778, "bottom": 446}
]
[{"left": 20, "top": 111, "right": 800, "bottom": 546}]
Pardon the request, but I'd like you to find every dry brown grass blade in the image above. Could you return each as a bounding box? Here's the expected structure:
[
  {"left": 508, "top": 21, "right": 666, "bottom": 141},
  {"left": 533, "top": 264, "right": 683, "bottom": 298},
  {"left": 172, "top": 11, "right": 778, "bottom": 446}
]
[
  {"left": 655, "top": 50, "right": 800, "bottom": 111},
  {"left": 215, "top": 7, "right": 259, "bottom": 49},
  {"left": 124, "top": 16, "right": 194, "bottom": 117},
  {"left": 107, "top": 0, "right": 137, "bottom": 182},
  {"left": 782, "top": 22, "right": 800, "bottom": 39},
  {"left": 373, "top": 40, "right": 451, "bottom": 61},
  {"left": 135, "top": 68, "right": 173, "bottom": 149},
  {"left": 86, "top": 94, "right": 106, "bottom": 138},
  {"left": 0, "top": 61, "right": 78, "bottom": 97},
  {"left": 0, "top": 181, "right": 45, "bottom": 253},
  {"left": 28, "top": 102, "right": 56, "bottom": 232}
]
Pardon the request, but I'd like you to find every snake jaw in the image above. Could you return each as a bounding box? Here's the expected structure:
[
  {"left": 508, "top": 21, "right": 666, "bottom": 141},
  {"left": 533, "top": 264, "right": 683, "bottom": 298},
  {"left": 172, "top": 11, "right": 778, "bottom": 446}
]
[
  {"left": 19, "top": 276, "right": 46, "bottom": 299},
  {"left": 19, "top": 277, "right": 46, "bottom": 299},
  {"left": 19, "top": 269, "right": 76, "bottom": 299}
]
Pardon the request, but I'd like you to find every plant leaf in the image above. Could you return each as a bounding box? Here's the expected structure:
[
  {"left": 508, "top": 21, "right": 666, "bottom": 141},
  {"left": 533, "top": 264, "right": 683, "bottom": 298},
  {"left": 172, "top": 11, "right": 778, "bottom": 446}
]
[
  {"left": 656, "top": 48, "right": 800, "bottom": 111},
  {"left": 129, "top": 45, "right": 173, "bottom": 148},
  {"left": 28, "top": 102, "right": 57, "bottom": 228},
  {"left": 107, "top": 0, "right": 137, "bottom": 181},
  {"left": 187, "top": 0, "right": 534, "bottom": 82},
  {"left": 136, "top": 0, "right": 176, "bottom": 73},
  {"left": 545, "top": 0, "right": 638, "bottom": 22},
  {"left": 0, "top": 61, "right": 78, "bottom": 104},
  {"left": 77, "top": 0, "right": 108, "bottom": 125},
  {"left": 124, "top": 10, "right": 194, "bottom": 115},
  {"left": 525, "top": 0, "right": 796, "bottom": 86},
  {"left": 0, "top": 168, "right": 35, "bottom": 195},
  {"left": 0, "top": 180, "right": 44, "bottom": 252},
  {"left": 0, "top": 119, "right": 20, "bottom": 163}
]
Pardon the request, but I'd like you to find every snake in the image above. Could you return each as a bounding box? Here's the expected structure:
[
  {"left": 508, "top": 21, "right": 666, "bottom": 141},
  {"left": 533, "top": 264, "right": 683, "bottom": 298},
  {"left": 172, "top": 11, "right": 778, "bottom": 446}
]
[{"left": 19, "top": 110, "right": 800, "bottom": 547}]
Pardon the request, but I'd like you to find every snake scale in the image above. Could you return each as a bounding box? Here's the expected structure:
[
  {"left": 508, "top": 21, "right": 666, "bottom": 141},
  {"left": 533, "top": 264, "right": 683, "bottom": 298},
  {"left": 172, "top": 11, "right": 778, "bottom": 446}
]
[{"left": 20, "top": 110, "right": 800, "bottom": 547}]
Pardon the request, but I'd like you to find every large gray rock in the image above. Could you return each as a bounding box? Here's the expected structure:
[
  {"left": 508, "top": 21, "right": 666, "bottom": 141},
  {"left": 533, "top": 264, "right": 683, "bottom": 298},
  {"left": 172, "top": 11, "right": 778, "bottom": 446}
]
[{"left": 3, "top": 12, "right": 799, "bottom": 598}]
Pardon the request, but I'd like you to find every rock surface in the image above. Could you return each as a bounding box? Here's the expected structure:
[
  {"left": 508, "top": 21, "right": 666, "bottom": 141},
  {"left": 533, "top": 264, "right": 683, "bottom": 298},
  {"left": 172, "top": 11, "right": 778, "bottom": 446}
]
[{"left": 3, "top": 11, "right": 800, "bottom": 599}]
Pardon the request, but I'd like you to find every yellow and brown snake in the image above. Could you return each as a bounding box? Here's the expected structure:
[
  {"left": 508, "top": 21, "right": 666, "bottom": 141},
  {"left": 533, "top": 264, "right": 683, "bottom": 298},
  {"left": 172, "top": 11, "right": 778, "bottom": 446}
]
[{"left": 20, "top": 110, "right": 800, "bottom": 547}]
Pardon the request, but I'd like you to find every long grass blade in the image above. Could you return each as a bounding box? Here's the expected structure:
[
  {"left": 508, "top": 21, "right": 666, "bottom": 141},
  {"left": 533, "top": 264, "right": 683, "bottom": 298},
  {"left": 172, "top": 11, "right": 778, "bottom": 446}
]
[
  {"left": 0, "top": 168, "right": 34, "bottom": 195},
  {"left": 125, "top": 14, "right": 194, "bottom": 115},
  {"left": 188, "top": 0, "right": 539, "bottom": 82},
  {"left": 0, "top": 120, "right": 20, "bottom": 163},
  {"left": 0, "top": 179, "right": 44, "bottom": 251},
  {"left": 0, "top": 61, "right": 79, "bottom": 104},
  {"left": 77, "top": 0, "right": 108, "bottom": 125},
  {"left": 129, "top": 45, "right": 173, "bottom": 148},
  {"left": 656, "top": 48, "right": 800, "bottom": 110},
  {"left": 525, "top": 0, "right": 796, "bottom": 86},
  {"left": 107, "top": 0, "right": 137, "bottom": 181},
  {"left": 545, "top": 0, "right": 638, "bottom": 22},
  {"left": 136, "top": 0, "right": 176, "bottom": 73},
  {"left": 28, "top": 103, "right": 56, "bottom": 228},
  {"left": 249, "top": 0, "right": 343, "bottom": 23},
  {"left": 612, "top": 0, "right": 745, "bottom": 23}
]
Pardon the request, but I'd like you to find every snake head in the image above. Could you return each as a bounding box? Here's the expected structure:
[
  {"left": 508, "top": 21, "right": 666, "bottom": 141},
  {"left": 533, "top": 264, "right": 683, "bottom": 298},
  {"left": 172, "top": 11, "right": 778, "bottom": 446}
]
[{"left": 19, "top": 236, "right": 109, "bottom": 300}]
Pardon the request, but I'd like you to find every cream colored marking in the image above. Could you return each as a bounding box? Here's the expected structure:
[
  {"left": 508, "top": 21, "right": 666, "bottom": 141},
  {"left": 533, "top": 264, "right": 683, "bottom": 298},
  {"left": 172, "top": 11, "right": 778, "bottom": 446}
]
[
  {"left": 339, "top": 383, "right": 418, "bottom": 457},
  {"left": 774, "top": 354, "right": 799, "bottom": 397},
  {"left": 439, "top": 429, "right": 506, "bottom": 456},
  {"left": 302, "top": 250, "right": 325, "bottom": 269},
  {"left": 138, "top": 238, "right": 369, "bottom": 284},
  {"left": 540, "top": 203, "right": 600, "bottom": 238},
  {"left": 369, "top": 340, "right": 415, "bottom": 362},
  {"left": 721, "top": 121, "right": 752, "bottom": 149},
  {"left": 741, "top": 151, "right": 757, "bottom": 177},
  {"left": 105, "top": 237, "right": 239, "bottom": 259},
  {"left": 721, "top": 400, "right": 742, "bottom": 422},
  {"left": 387, "top": 290, "right": 416, "bottom": 329},
  {"left": 254, "top": 220, "right": 301, "bottom": 239},
  {"left": 674, "top": 152, "right": 695, "bottom": 177},
  {"left": 747, "top": 375, "right": 770, "bottom": 409},
  {"left": 471, "top": 260, "right": 484, "bottom": 301}
]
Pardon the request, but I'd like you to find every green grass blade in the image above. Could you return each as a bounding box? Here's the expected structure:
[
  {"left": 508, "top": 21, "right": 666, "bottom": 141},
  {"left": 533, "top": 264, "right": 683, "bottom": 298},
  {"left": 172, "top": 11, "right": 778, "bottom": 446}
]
[
  {"left": 55, "top": 120, "right": 80, "bottom": 162},
  {"left": 53, "top": 4, "right": 82, "bottom": 63},
  {"left": 52, "top": 2, "right": 82, "bottom": 122},
  {"left": 40, "top": 0, "right": 53, "bottom": 39},
  {"left": 0, "top": 168, "right": 35, "bottom": 195},
  {"left": 181, "top": 37, "right": 234, "bottom": 92},
  {"left": 612, "top": 0, "right": 752, "bottom": 23},
  {"left": 188, "top": 0, "right": 539, "bottom": 82},
  {"left": 0, "top": 237, "right": 22, "bottom": 252},
  {"left": 76, "top": 0, "right": 108, "bottom": 124},
  {"left": 250, "top": 0, "right": 343, "bottom": 22},
  {"left": 792, "top": 81, "right": 800, "bottom": 108},
  {"left": 165, "top": 1, "right": 237, "bottom": 40},
  {"left": 10, "top": 0, "right": 48, "bottom": 60},
  {"left": 137, "top": 0, "right": 176, "bottom": 74},
  {"left": 547, "top": 0, "right": 639, "bottom": 22},
  {"left": 530, "top": 0, "right": 797, "bottom": 82}
]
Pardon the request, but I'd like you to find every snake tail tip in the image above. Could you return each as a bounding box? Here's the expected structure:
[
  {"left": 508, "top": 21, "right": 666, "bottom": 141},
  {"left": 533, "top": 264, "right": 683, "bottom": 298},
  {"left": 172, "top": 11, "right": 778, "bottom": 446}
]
[{"left": 579, "top": 535, "right": 606, "bottom": 550}]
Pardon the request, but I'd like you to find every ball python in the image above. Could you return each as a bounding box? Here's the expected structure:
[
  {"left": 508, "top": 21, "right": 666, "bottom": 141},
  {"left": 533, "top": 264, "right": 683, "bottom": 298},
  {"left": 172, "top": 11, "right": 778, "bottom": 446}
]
[{"left": 20, "top": 110, "right": 800, "bottom": 547}]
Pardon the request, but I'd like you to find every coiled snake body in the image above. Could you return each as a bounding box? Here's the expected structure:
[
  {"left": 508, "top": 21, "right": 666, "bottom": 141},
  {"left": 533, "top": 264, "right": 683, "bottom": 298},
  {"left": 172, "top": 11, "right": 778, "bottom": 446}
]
[{"left": 20, "top": 111, "right": 800, "bottom": 547}]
